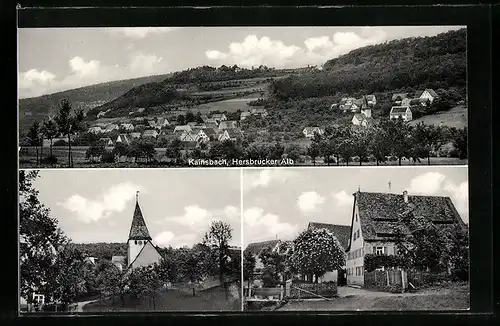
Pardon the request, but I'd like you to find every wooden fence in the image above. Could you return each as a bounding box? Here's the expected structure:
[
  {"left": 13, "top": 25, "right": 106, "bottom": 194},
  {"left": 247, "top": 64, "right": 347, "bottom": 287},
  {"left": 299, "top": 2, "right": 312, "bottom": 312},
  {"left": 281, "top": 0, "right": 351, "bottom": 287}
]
[
  {"left": 288, "top": 281, "right": 338, "bottom": 299},
  {"left": 364, "top": 269, "right": 407, "bottom": 292}
]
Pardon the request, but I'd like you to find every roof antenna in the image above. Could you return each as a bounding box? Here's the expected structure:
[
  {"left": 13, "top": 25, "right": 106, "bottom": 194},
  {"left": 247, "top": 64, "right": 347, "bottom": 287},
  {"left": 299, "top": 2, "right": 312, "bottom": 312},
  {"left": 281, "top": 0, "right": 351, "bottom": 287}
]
[{"left": 388, "top": 181, "right": 392, "bottom": 192}]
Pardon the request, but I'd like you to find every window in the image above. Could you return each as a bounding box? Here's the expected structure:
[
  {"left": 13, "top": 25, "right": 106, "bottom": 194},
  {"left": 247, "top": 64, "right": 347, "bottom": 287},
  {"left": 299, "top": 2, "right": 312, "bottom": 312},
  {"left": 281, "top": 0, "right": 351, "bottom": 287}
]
[
  {"left": 353, "top": 232, "right": 357, "bottom": 241},
  {"left": 375, "top": 246, "right": 384, "bottom": 255},
  {"left": 134, "top": 240, "right": 137, "bottom": 245},
  {"left": 355, "top": 214, "right": 358, "bottom": 222},
  {"left": 360, "top": 266, "right": 364, "bottom": 276},
  {"left": 357, "top": 230, "right": 360, "bottom": 238}
]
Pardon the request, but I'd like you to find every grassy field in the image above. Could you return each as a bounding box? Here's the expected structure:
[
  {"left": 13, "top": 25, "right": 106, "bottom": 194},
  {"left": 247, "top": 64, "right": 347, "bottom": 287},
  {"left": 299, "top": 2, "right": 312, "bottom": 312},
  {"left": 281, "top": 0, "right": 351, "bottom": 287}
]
[
  {"left": 277, "top": 283, "right": 469, "bottom": 311},
  {"left": 409, "top": 105, "right": 467, "bottom": 129},
  {"left": 84, "top": 284, "right": 241, "bottom": 312},
  {"left": 194, "top": 96, "right": 263, "bottom": 113}
]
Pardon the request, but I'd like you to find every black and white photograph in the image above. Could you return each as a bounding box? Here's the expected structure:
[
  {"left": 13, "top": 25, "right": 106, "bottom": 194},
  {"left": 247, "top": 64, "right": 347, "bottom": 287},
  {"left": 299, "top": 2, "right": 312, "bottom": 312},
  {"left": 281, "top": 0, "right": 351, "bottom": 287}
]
[
  {"left": 241, "top": 167, "right": 469, "bottom": 311},
  {"left": 18, "top": 26, "right": 467, "bottom": 168},
  {"left": 19, "top": 169, "right": 242, "bottom": 313}
]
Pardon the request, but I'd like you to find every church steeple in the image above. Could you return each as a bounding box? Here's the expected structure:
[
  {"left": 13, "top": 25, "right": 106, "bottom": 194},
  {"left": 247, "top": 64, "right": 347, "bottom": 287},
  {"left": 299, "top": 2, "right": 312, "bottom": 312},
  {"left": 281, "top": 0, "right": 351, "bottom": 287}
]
[{"left": 128, "top": 191, "right": 152, "bottom": 241}]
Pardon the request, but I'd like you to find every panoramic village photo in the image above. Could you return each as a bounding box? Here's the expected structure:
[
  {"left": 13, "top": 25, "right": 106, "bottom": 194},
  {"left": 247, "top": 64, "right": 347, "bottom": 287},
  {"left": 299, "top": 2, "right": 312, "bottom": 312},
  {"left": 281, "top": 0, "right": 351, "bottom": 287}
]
[
  {"left": 18, "top": 26, "right": 467, "bottom": 168},
  {"left": 241, "top": 167, "right": 469, "bottom": 311},
  {"left": 19, "top": 169, "right": 242, "bottom": 313}
]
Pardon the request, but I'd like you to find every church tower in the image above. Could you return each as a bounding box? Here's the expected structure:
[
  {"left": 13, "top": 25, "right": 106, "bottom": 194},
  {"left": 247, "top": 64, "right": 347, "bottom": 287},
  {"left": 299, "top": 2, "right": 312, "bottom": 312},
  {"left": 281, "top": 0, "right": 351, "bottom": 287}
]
[{"left": 127, "top": 191, "right": 158, "bottom": 268}]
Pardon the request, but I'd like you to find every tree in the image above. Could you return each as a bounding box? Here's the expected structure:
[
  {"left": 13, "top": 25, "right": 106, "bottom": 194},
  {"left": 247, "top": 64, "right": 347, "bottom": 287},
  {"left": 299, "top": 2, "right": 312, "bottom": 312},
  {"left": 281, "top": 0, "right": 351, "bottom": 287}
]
[
  {"left": 287, "top": 228, "right": 345, "bottom": 283},
  {"left": 449, "top": 127, "right": 467, "bottom": 159},
  {"left": 19, "top": 170, "right": 68, "bottom": 307},
  {"left": 368, "top": 126, "right": 390, "bottom": 166},
  {"left": 54, "top": 99, "right": 86, "bottom": 167},
  {"left": 382, "top": 118, "right": 412, "bottom": 166},
  {"left": 411, "top": 123, "right": 446, "bottom": 165},
  {"left": 127, "top": 265, "right": 162, "bottom": 309},
  {"left": 47, "top": 245, "right": 88, "bottom": 307},
  {"left": 203, "top": 221, "right": 232, "bottom": 298},
  {"left": 177, "top": 114, "right": 186, "bottom": 125},
  {"left": 41, "top": 119, "right": 59, "bottom": 158},
  {"left": 258, "top": 245, "right": 289, "bottom": 287},
  {"left": 351, "top": 127, "right": 371, "bottom": 166},
  {"left": 112, "top": 142, "right": 130, "bottom": 161},
  {"left": 28, "top": 122, "right": 42, "bottom": 166},
  {"left": 284, "top": 144, "right": 302, "bottom": 161},
  {"left": 306, "top": 141, "right": 320, "bottom": 166},
  {"left": 268, "top": 142, "right": 285, "bottom": 160}
]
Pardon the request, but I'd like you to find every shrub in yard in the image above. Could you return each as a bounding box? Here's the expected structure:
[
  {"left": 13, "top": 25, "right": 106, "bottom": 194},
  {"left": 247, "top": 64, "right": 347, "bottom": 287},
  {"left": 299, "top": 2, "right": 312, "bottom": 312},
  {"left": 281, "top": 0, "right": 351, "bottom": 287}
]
[
  {"left": 352, "top": 156, "right": 360, "bottom": 162},
  {"left": 388, "top": 156, "right": 398, "bottom": 162},
  {"left": 41, "top": 155, "right": 58, "bottom": 165},
  {"left": 448, "top": 148, "right": 460, "bottom": 158},
  {"left": 101, "top": 150, "right": 115, "bottom": 163}
]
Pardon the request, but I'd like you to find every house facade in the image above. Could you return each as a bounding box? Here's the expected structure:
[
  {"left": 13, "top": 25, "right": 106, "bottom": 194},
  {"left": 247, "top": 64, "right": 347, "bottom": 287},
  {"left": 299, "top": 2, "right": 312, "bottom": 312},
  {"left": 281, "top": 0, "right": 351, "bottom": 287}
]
[
  {"left": 418, "top": 88, "right": 439, "bottom": 103},
  {"left": 142, "top": 129, "right": 159, "bottom": 138},
  {"left": 389, "top": 106, "right": 413, "bottom": 121},
  {"left": 116, "top": 134, "right": 131, "bottom": 145},
  {"left": 345, "top": 190, "right": 467, "bottom": 286},
  {"left": 88, "top": 126, "right": 103, "bottom": 134}
]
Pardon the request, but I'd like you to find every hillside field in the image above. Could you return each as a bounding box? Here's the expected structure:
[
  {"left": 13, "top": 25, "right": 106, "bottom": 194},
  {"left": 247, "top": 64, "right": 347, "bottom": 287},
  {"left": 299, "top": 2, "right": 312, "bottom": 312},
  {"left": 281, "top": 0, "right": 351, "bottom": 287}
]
[{"left": 409, "top": 105, "right": 467, "bottom": 129}]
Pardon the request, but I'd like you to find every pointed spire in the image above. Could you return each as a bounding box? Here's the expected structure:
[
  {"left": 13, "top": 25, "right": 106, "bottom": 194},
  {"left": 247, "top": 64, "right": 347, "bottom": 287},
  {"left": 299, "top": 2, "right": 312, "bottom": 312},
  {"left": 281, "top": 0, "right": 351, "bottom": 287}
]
[
  {"left": 128, "top": 194, "right": 152, "bottom": 241},
  {"left": 136, "top": 190, "right": 139, "bottom": 203}
]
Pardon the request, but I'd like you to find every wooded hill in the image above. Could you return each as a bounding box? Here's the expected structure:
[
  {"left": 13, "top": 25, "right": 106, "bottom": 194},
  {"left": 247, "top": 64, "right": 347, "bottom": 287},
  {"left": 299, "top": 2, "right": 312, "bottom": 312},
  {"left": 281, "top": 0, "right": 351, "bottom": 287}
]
[
  {"left": 70, "top": 242, "right": 127, "bottom": 260},
  {"left": 19, "top": 74, "right": 172, "bottom": 134},
  {"left": 270, "top": 28, "right": 466, "bottom": 100}
]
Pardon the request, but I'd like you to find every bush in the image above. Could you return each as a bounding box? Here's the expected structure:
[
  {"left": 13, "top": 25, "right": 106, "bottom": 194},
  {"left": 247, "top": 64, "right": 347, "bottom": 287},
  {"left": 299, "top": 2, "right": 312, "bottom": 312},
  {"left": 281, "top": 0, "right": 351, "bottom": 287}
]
[
  {"left": 41, "top": 155, "right": 58, "bottom": 165},
  {"left": 101, "top": 150, "right": 115, "bottom": 163},
  {"left": 53, "top": 140, "right": 67, "bottom": 146}
]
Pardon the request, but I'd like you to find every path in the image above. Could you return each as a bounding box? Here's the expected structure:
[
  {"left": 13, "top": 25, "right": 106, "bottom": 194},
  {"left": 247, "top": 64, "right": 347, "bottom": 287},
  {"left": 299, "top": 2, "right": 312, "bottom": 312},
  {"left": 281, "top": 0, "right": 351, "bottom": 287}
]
[{"left": 76, "top": 299, "right": 98, "bottom": 312}]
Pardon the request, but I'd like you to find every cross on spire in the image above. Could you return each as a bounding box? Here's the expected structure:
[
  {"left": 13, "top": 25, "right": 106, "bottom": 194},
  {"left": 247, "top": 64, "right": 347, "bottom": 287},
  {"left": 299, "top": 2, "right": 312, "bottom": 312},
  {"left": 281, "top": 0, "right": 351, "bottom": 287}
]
[
  {"left": 357, "top": 185, "right": 361, "bottom": 192},
  {"left": 388, "top": 181, "right": 392, "bottom": 192},
  {"left": 136, "top": 190, "right": 139, "bottom": 202}
]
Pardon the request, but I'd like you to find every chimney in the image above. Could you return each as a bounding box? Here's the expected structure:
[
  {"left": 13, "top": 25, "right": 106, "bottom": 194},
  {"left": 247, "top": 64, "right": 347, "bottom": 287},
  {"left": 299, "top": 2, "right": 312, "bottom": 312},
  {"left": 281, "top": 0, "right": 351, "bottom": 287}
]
[{"left": 403, "top": 190, "right": 408, "bottom": 203}]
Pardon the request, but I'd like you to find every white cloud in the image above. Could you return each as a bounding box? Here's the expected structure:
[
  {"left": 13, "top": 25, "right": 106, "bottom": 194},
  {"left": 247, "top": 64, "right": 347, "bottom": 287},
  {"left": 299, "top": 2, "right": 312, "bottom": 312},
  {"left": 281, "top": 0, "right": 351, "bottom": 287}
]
[
  {"left": 243, "top": 207, "right": 299, "bottom": 242},
  {"left": 223, "top": 205, "right": 240, "bottom": 220},
  {"left": 297, "top": 191, "right": 325, "bottom": 213},
  {"left": 205, "top": 30, "right": 387, "bottom": 69},
  {"left": 444, "top": 181, "right": 469, "bottom": 223},
  {"left": 69, "top": 56, "right": 100, "bottom": 77},
  {"left": 154, "top": 231, "right": 175, "bottom": 247},
  {"left": 407, "top": 172, "right": 447, "bottom": 194},
  {"left": 58, "top": 182, "right": 144, "bottom": 223},
  {"left": 170, "top": 205, "right": 213, "bottom": 227},
  {"left": 244, "top": 169, "right": 297, "bottom": 192},
  {"left": 19, "top": 52, "right": 168, "bottom": 98},
  {"left": 129, "top": 54, "right": 163, "bottom": 74},
  {"left": 107, "top": 27, "right": 180, "bottom": 39},
  {"left": 332, "top": 190, "right": 353, "bottom": 207}
]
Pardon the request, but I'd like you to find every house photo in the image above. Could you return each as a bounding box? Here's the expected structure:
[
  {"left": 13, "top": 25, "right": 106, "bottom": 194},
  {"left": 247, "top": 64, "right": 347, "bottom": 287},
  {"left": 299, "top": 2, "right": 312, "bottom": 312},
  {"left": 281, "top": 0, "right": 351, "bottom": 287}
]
[{"left": 242, "top": 167, "right": 469, "bottom": 311}]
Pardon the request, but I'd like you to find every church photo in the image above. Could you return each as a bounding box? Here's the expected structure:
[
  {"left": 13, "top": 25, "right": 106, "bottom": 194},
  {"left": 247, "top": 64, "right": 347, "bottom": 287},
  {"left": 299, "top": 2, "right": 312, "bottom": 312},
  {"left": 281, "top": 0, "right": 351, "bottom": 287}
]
[{"left": 19, "top": 168, "right": 242, "bottom": 313}]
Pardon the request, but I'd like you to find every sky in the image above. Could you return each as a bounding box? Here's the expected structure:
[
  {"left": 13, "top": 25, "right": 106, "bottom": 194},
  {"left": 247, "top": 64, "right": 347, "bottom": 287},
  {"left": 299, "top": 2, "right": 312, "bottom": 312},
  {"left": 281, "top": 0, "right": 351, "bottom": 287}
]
[
  {"left": 242, "top": 166, "right": 469, "bottom": 247},
  {"left": 18, "top": 26, "right": 464, "bottom": 98},
  {"left": 30, "top": 169, "right": 241, "bottom": 248}
]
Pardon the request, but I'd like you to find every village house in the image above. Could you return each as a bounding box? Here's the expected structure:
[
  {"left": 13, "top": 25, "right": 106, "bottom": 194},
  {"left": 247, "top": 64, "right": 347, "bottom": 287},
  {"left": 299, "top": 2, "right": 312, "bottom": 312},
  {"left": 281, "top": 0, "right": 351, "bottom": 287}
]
[
  {"left": 174, "top": 125, "right": 192, "bottom": 134},
  {"left": 187, "top": 122, "right": 199, "bottom": 128},
  {"left": 84, "top": 256, "right": 98, "bottom": 266},
  {"left": 352, "top": 114, "right": 375, "bottom": 128},
  {"left": 205, "top": 118, "right": 218, "bottom": 125},
  {"left": 212, "top": 114, "right": 227, "bottom": 124},
  {"left": 365, "top": 94, "right": 377, "bottom": 106},
  {"left": 111, "top": 255, "right": 126, "bottom": 272},
  {"left": 201, "top": 128, "right": 217, "bottom": 141},
  {"left": 250, "top": 108, "right": 268, "bottom": 117},
  {"left": 179, "top": 131, "right": 198, "bottom": 142},
  {"left": 156, "top": 117, "right": 170, "bottom": 129},
  {"left": 303, "top": 222, "right": 351, "bottom": 283},
  {"left": 105, "top": 124, "right": 119, "bottom": 133},
  {"left": 148, "top": 120, "right": 157, "bottom": 128},
  {"left": 415, "top": 88, "right": 439, "bottom": 104},
  {"left": 88, "top": 126, "right": 103, "bottom": 134},
  {"left": 115, "top": 134, "right": 131, "bottom": 145},
  {"left": 391, "top": 93, "right": 409, "bottom": 105},
  {"left": 244, "top": 240, "right": 281, "bottom": 277},
  {"left": 43, "top": 136, "right": 69, "bottom": 147},
  {"left": 142, "top": 129, "right": 159, "bottom": 138},
  {"left": 218, "top": 129, "right": 240, "bottom": 142},
  {"left": 345, "top": 190, "right": 467, "bottom": 286},
  {"left": 390, "top": 106, "right": 413, "bottom": 121},
  {"left": 129, "top": 132, "right": 141, "bottom": 139},
  {"left": 120, "top": 123, "right": 135, "bottom": 131},
  {"left": 201, "top": 114, "right": 209, "bottom": 122},
  {"left": 99, "top": 137, "right": 114, "bottom": 146},
  {"left": 219, "top": 120, "right": 238, "bottom": 130},
  {"left": 302, "top": 127, "right": 325, "bottom": 139},
  {"left": 126, "top": 192, "right": 163, "bottom": 271},
  {"left": 97, "top": 111, "right": 106, "bottom": 118},
  {"left": 240, "top": 112, "right": 251, "bottom": 121},
  {"left": 204, "top": 121, "right": 219, "bottom": 130}
]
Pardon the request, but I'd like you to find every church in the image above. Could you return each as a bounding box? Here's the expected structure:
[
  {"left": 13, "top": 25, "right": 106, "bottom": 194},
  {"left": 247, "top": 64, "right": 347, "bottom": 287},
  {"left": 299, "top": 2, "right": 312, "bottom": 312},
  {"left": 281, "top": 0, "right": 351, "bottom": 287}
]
[{"left": 123, "top": 191, "right": 163, "bottom": 270}]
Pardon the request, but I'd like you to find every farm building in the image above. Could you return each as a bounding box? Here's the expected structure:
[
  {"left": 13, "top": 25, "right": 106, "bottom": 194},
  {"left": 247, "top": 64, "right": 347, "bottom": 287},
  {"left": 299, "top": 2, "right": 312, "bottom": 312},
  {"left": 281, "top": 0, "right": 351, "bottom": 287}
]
[
  {"left": 390, "top": 106, "right": 413, "bottom": 121},
  {"left": 302, "top": 127, "right": 325, "bottom": 139},
  {"left": 345, "top": 190, "right": 467, "bottom": 286},
  {"left": 142, "top": 129, "right": 159, "bottom": 138}
]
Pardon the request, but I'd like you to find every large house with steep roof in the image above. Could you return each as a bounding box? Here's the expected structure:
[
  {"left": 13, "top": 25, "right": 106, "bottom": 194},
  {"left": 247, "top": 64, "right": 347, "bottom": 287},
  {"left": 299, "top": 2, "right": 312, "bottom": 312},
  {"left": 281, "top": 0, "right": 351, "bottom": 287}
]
[
  {"left": 345, "top": 190, "right": 467, "bottom": 286},
  {"left": 390, "top": 106, "right": 413, "bottom": 121},
  {"left": 127, "top": 192, "right": 162, "bottom": 271}
]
